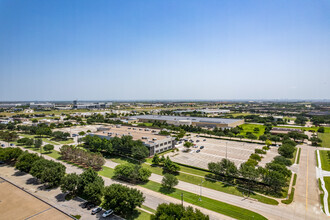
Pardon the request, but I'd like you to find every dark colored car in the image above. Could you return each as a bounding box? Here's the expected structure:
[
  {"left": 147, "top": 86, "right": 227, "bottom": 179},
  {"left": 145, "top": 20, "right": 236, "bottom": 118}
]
[
  {"left": 196, "top": 150, "right": 200, "bottom": 153},
  {"left": 200, "top": 146, "right": 204, "bottom": 149},
  {"left": 91, "top": 207, "right": 102, "bottom": 215},
  {"left": 87, "top": 203, "right": 96, "bottom": 210}
]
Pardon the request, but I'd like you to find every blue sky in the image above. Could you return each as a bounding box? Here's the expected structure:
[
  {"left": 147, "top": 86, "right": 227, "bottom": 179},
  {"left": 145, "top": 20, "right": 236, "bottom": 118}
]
[{"left": 0, "top": 0, "right": 329, "bottom": 101}]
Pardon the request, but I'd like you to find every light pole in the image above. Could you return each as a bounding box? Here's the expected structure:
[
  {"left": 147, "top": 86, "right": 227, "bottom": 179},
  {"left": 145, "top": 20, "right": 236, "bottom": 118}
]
[{"left": 199, "top": 180, "right": 204, "bottom": 201}]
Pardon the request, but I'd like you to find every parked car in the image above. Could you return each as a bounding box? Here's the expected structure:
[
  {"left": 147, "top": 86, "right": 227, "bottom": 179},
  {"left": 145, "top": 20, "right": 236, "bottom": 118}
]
[
  {"left": 196, "top": 140, "right": 200, "bottom": 142},
  {"left": 203, "top": 139, "right": 206, "bottom": 141},
  {"left": 10, "top": 143, "right": 13, "bottom": 146},
  {"left": 1, "top": 144, "right": 4, "bottom": 147},
  {"left": 87, "top": 203, "right": 96, "bottom": 210},
  {"left": 196, "top": 150, "right": 200, "bottom": 153},
  {"left": 82, "top": 202, "right": 90, "bottom": 208},
  {"left": 91, "top": 207, "right": 102, "bottom": 215},
  {"left": 200, "top": 146, "right": 204, "bottom": 149},
  {"left": 102, "top": 209, "right": 114, "bottom": 218}
]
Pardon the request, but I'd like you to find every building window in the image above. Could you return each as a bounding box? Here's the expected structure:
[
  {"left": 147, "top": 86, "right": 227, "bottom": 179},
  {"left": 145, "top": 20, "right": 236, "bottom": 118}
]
[{"left": 160, "top": 143, "right": 163, "bottom": 146}]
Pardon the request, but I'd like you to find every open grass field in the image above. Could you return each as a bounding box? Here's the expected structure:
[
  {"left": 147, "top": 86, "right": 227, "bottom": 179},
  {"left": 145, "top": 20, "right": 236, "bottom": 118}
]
[
  {"left": 238, "top": 124, "right": 265, "bottom": 137},
  {"left": 319, "top": 133, "right": 330, "bottom": 148},
  {"left": 319, "top": 150, "right": 330, "bottom": 171},
  {"left": 139, "top": 180, "right": 267, "bottom": 220},
  {"left": 22, "top": 145, "right": 62, "bottom": 160}
]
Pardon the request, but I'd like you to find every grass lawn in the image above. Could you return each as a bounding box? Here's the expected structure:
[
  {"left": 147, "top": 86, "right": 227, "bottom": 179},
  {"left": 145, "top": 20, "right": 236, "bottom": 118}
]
[
  {"left": 98, "top": 166, "right": 115, "bottom": 178},
  {"left": 141, "top": 205, "right": 156, "bottom": 214},
  {"left": 131, "top": 210, "right": 152, "bottom": 220},
  {"left": 20, "top": 145, "right": 61, "bottom": 160},
  {"left": 296, "top": 148, "right": 301, "bottom": 164},
  {"left": 109, "top": 156, "right": 279, "bottom": 204},
  {"left": 319, "top": 133, "right": 330, "bottom": 148},
  {"left": 57, "top": 139, "right": 74, "bottom": 144},
  {"left": 322, "top": 177, "right": 330, "bottom": 213},
  {"left": 139, "top": 181, "right": 266, "bottom": 220},
  {"left": 238, "top": 124, "right": 265, "bottom": 138},
  {"left": 319, "top": 151, "right": 330, "bottom": 171},
  {"left": 19, "top": 134, "right": 60, "bottom": 145},
  {"left": 291, "top": 148, "right": 298, "bottom": 164}
]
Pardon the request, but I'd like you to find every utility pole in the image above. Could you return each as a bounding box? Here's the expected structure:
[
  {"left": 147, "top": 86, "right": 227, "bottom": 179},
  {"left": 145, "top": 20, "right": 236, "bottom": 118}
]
[{"left": 181, "top": 193, "right": 183, "bottom": 206}]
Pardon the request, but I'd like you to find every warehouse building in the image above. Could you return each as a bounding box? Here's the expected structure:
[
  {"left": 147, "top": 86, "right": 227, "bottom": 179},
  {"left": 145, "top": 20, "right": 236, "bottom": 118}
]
[
  {"left": 131, "top": 115, "right": 244, "bottom": 128},
  {"left": 91, "top": 125, "right": 175, "bottom": 156}
]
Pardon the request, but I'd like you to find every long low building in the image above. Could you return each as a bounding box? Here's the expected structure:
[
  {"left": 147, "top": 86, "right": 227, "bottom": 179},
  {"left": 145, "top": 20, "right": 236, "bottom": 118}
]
[
  {"left": 131, "top": 115, "right": 244, "bottom": 128},
  {"left": 91, "top": 125, "right": 175, "bottom": 156}
]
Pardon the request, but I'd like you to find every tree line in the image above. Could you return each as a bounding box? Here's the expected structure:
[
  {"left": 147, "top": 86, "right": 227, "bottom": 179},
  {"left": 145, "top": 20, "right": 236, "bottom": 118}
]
[
  {"left": 83, "top": 135, "right": 150, "bottom": 160},
  {"left": 60, "top": 145, "right": 105, "bottom": 170}
]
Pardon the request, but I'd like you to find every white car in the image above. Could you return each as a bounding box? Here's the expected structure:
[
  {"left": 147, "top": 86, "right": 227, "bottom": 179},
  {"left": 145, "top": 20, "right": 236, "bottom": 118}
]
[{"left": 102, "top": 209, "right": 114, "bottom": 218}]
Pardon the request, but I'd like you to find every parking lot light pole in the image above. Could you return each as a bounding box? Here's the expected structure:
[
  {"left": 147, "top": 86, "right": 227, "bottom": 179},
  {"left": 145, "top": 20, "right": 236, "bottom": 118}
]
[{"left": 199, "top": 180, "right": 204, "bottom": 201}]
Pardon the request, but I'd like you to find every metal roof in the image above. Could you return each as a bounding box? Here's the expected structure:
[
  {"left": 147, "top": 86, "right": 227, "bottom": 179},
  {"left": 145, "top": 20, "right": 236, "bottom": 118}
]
[{"left": 132, "top": 115, "right": 242, "bottom": 124}]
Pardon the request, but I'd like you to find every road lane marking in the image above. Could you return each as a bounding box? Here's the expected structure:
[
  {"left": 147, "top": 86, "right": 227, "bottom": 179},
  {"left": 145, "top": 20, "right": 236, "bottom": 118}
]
[{"left": 306, "top": 149, "right": 309, "bottom": 210}]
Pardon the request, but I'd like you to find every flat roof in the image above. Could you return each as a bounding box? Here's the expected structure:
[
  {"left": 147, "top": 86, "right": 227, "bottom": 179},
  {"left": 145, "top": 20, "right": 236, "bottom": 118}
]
[
  {"left": 93, "top": 125, "right": 171, "bottom": 144},
  {"left": 132, "top": 115, "right": 242, "bottom": 124},
  {"left": 0, "top": 178, "right": 73, "bottom": 220}
]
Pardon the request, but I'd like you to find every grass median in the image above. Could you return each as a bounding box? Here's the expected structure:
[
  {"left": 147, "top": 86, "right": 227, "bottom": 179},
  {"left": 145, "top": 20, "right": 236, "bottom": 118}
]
[
  {"left": 139, "top": 180, "right": 267, "bottom": 220},
  {"left": 319, "top": 150, "right": 330, "bottom": 171}
]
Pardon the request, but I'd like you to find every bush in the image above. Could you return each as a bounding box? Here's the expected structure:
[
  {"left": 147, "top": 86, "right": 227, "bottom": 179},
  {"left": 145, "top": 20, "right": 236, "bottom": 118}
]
[
  {"left": 151, "top": 203, "right": 209, "bottom": 220},
  {"left": 262, "top": 146, "right": 270, "bottom": 151},
  {"left": 245, "top": 159, "right": 258, "bottom": 166},
  {"left": 273, "top": 156, "right": 292, "bottom": 166},
  {"left": 255, "top": 149, "right": 266, "bottom": 154},
  {"left": 250, "top": 153, "right": 262, "bottom": 161}
]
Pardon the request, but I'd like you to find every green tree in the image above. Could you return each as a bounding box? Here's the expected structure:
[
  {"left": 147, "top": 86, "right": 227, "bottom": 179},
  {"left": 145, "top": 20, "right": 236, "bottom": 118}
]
[
  {"left": 265, "top": 139, "right": 272, "bottom": 147},
  {"left": 34, "top": 138, "right": 43, "bottom": 151},
  {"left": 103, "top": 184, "right": 145, "bottom": 215},
  {"left": 152, "top": 153, "right": 160, "bottom": 165},
  {"left": 114, "top": 163, "right": 151, "bottom": 183},
  {"left": 161, "top": 173, "right": 178, "bottom": 189},
  {"left": 60, "top": 173, "right": 80, "bottom": 196},
  {"left": 77, "top": 168, "right": 104, "bottom": 195},
  {"left": 239, "top": 163, "right": 259, "bottom": 196},
  {"left": 318, "top": 127, "right": 325, "bottom": 133},
  {"left": 163, "top": 157, "right": 180, "bottom": 174},
  {"left": 0, "top": 147, "right": 23, "bottom": 162},
  {"left": 278, "top": 144, "right": 295, "bottom": 158},
  {"left": 263, "top": 170, "right": 286, "bottom": 193},
  {"left": 78, "top": 131, "right": 86, "bottom": 136},
  {"left": 40, "top": 162, "right": 66, "bottom": 187},
  {"left": 151, "top": 203, "right": 209, "bottom": 220},
  {"left": 131, "top": 144, "right": 149, "bottom": 160},
  {"left": 83, "top": 177, "right": 104, "bottom": 205},
  {"left": 43, "top": 144, "right": 54, "bottom": 152},
  {"left": 184, "top": 141, "right": 194, "bottom": 149},
  {"left": 15, "top": 152, "right": 41, "bottom": 173}
]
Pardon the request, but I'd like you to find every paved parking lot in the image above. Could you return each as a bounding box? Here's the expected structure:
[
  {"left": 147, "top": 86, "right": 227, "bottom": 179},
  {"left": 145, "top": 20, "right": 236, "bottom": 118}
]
[{"left": 167, "top": 135, "right": 278, "bottom": 169}]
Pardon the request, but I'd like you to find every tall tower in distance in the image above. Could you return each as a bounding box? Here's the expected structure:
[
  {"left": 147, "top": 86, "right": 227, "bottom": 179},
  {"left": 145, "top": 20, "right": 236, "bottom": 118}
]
[{"left": 73, "top": 100, "right": 77, "bottom": 109}]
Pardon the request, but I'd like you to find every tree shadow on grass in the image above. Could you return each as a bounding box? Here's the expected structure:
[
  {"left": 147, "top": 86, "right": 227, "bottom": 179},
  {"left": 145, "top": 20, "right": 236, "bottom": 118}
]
[
  {"left": 122, "top": 209, "right": 142, "bottom": 220},
  {"left": 159, "top": 186, "right": 176, "bottom": 194}
]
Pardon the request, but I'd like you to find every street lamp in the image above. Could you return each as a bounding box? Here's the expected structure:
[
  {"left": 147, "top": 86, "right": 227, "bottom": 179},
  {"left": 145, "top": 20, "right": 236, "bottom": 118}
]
[{"left": 199, "top": 179, "right": 204, "bottom": 201}]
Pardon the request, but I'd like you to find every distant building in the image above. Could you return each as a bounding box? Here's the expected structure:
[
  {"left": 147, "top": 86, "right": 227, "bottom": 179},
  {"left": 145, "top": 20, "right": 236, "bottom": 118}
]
[
  {"left": 0, "top": 103, "right": 22, "bottom": 108},
  {"left": 72, "top": 101, "right": 112, "bottom": 109},
  {"left": 29, "top": 102, "right": 55, "bottom": 109},
  {"left": 173, "top": 109, "right": 230, "bottom": 114},
  {"left": 270, "top": 127, "right": 302, "bottom": 135},
  {"left": 91, "top": 125, "right": 174, "bottom": 156},
  {"left": 131, "top": 115, "right": 244, "bottom": 128}
]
